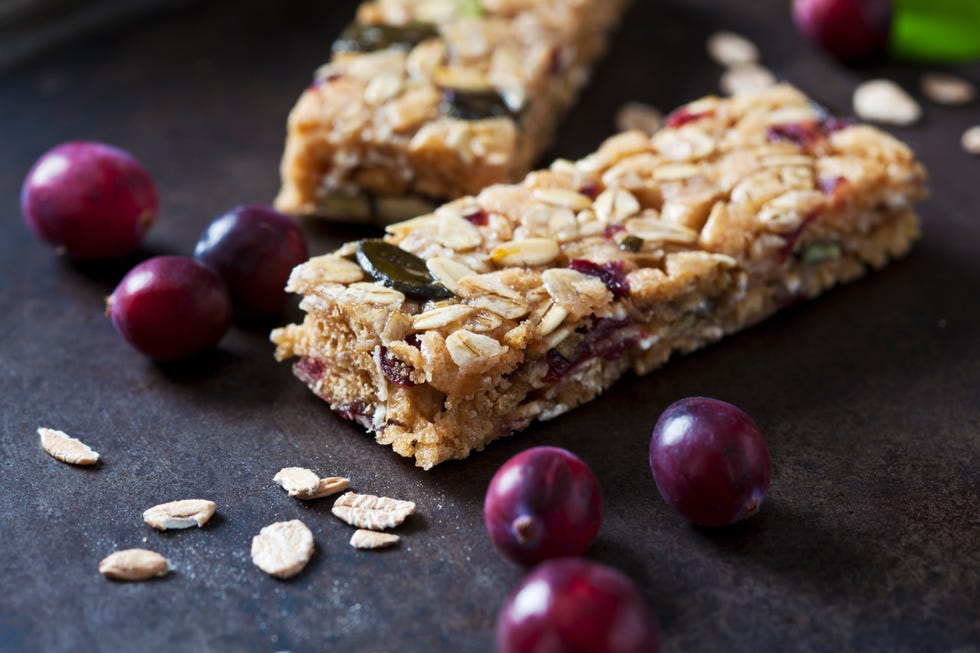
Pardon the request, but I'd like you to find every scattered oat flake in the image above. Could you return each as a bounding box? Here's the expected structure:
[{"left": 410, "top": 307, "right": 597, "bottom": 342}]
[
  {"left": 273, "top": 467, "right": 320, "bottom": 498},
  {"left": 99, "top": 549, "right": 170, "bottom": 581},
  {"left": 143, "top": 499, "right": 216, "bottom": 530},
  {"left": 853, "top": 79, "right": 921, "bottom": 125},
  {"left": 331, "top": 492, "right": 416, "bottom": 530},
  {"left": 304, "top": 476, "right": 350, "bottom": 500},
  {"left": 720, "top": 64, "right": 776, "bottom": 96},
  {"left": 615, "top": 101, "right": 663, "bottom": 136},
  {"left": 350, "top": 529, "right": 400, "bottom": 550},
  {"left": 38, "top": 427, "right": 99, "bottom": 465},
  {"left": 921, "top": 73, "right": 976, "bottom": 106},
  {"left": 962, "top": 126, "right": 980, "bottom": 155},
  {"left": 251, "top": 520, "right": 314, "bottom": 579},
  {"left": 706, "top": 31, "right": 759, "bottom": 67}
]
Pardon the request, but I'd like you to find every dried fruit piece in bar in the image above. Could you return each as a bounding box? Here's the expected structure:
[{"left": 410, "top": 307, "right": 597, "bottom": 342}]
[
  {"left": 275, "top": 0, "right": 631, "bottom": 223},
  {"left": 272, "top": 84, "right": 927, "bottom": 469}
]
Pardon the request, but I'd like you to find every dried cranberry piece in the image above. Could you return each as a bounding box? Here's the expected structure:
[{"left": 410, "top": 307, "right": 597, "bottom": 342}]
[
  {"left": 295, "top": 357, "right": 326, "bottom": 386},
  {"left": 542, "top": 317, "right": 636, "bottom": 383},
  {"left": 337, "top": 401, "right": 371, "bottom": 428},
  {"left": 601, "top": 224, "right": 625, "bottom": 240},
  {"left": 818, "top": 175, "right": 849, "bottom": 199},
  {"left": 767, "top": 116, "right": 851, "bottom": 149},
  {"left": 777, "top": 210, "right": 820, "bottom": 261},
  {"left": 569, "top": 259, "right": 630, "bottom": 298},
  {"left": 463, "top": 209, "right": 489, "bottom": 226},
  {"left": 405, "top": 333, "right": 422, "bottom": 349},
  {"left": 578, "top": 183, "right": 601, "bottom": 200},
  {"left": 379, "top": 346, "right": 416, "bottom": 387},
  {"left": 544, "top": 350, "right": 574, "bottom": 383},
  {"left": 665, "top": 108, "right": 713, "bottom": 129}
]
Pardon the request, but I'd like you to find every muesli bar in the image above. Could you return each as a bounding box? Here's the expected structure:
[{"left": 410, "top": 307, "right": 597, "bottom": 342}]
[
  {"left": 275, "top": 0, "right": 630, "bottom": 222},
  {"left": 272, "top": 85, "right": 928, "bottom": 469}
]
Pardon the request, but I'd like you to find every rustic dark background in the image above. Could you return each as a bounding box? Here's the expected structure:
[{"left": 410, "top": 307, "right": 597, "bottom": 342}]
[{"left": 0, "top": 1, "right": 977, "bottom": 651}]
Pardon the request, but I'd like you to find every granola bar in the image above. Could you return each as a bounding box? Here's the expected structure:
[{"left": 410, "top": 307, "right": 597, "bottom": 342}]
[
  {"left": 271, "top": 85, "right": 927, "bottom": 469},
  {"left": 275, "top": 0, "right": 630, "bottom": 223}
]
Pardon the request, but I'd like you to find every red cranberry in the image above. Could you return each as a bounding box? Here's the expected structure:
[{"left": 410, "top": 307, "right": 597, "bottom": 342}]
[
  {"left": 649, "top": 397, "right": 771, "bottom": 527},
  {"left": 194, "top": 205, "right": 308, "bottom": 316},
  {"left": 106, "top": 256, "right": 232, "bottom": 361},
  {"left": 463, "top": 209, "right": 489, "bottom": 226},
  {"left": 793, "top": 0, "right": 892, "bottom": 61},
  {"left": 569, "top": 260, "right": 630, "bottom": 298},
  {"left": 496, "top": 558, "right": 660, "bottom": 653},
  {"left": 665, "top": 108, "right": 712, "bottom": 129},
  {"left": 484, "top": 447, "right": 602, "bottom": 566},
  {"left": 21, "top": 141, "right": 157, "bottom": 259}
]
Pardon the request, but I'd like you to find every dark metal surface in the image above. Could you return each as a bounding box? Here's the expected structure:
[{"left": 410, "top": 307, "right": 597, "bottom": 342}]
[{"left": 1, "top": 1, "right": 978, "bottom": 651}]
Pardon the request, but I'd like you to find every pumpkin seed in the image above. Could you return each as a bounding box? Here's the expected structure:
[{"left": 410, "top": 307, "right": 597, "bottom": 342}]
[{"left": 355, "top": 240, "right": 453, "bottom": 300}]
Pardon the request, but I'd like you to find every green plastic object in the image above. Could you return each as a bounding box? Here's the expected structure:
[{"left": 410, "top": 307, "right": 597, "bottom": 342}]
[{"left": 891, "top": 0, "right": 980, "bottom": 61}]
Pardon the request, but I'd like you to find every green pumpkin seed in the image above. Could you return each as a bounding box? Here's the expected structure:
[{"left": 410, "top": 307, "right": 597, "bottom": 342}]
[
  {"left": 333, "top": 23, "right": 439, "bottom": 54},
  {"left": 355, "top": 240, "right": 453, "bottom": 300},
  {"left": 619, "top": 235, "right": 644, "bottom": 253},
  {"left": 439, "top": 88, "right": 517, "bottom": 121}
]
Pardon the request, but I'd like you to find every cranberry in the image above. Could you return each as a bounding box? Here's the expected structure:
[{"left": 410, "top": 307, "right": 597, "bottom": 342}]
[
  {"left": 484, "top": 447, "right": 602, "bottom": 565},
  {"left": 379, "top": 346, "right": 416, "bottom": 387},
  {"left": 767, "top": 116, "right": 849, "bottom": 151},
  {"left": 649, "top": 397, "right": 771, "bottom": 527},
  {"left": 496, "top": 558, "right": 660, "bottom": 653},
  {"left": 792, "top": 0, "right": 892, "bottom": 61},
  {"left": 106, "top": 256, "right": 232, "bottom": 361},
  {"left": 543, "top": 317, "right": 637, "bottom": 383},
  {"left": 463, "top": 209, "right": 489, "bottom": 226},
  {"left": 295, "top": 356, "right": 326, "bottom": 386},
  {"left": 569, "top": 260, "right": 630, "bottom": 298},
  {"left": 665, "top": 108, "right": 712, "bottom": 129},
  {"left": 578, "top": 183, "right": 601, "bottom": 200},
  {"left": 194, "top": 205, "right": 308, "bottom": 315},
  {"left": 21, "top": 141, "right": 157, "bottom": 259}
]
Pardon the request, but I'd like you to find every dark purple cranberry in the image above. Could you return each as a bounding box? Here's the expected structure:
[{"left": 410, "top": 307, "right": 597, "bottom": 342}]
[
  {"left": 767, "top": 121, "right": 824, "bottom": 148},
  {"left": 295, "top": 356, "right": 326, "bottom": 386},
  {"left": 405, "top": 333, "right": 422, "bottom": 349},
  {"left": 649, "top": 397, "right": 771, "bottom": 527},
  {"left": 793, "top": 0, "right": 892, "bottom": 61},
  {"left": 484, "top": 447, "right": 602, "bottom": 566},
  {"left": 379, "top": 346, "right": 416, "bottom": 387},
  {"left": 463, "top": 209, "right": 489, "bottom": 226},
  {"left": 569, "top": 259, "right": 630, "bottom": 298},
  {"left": 194, "top": 205, "right": 308, "bottom": 316},
  {"left": 496, "top": 558, "right": 660, "bottom": 653},
  {"left": 665, "top": 108, "right": 713, "bottom": 129},
  {"left": 106, "top": 256, "right": 232, "bottom": 361},
  {"left": 818, "top": 175, "right": 849, "bottom": 198},
  {"left": 578, "top": 183, "right": 601, "bottom": 200},
  {"left": 601, "top": 223, "right": 625, "bottom": 239},
  {"left": 21, "top": 141, "right": 157, "bottom": 259},
  {"left": 543, "top": 317, "right": 637, "bottom": 383},
  {"left": 777, "top": 210, "right": 821, "bottom": 261}
]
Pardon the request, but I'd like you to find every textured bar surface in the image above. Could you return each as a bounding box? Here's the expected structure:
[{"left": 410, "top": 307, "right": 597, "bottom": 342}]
[
  {"left": 272, "top": 85, "right": 928, "bottom": 469},
  {"left": 275, "top": 0, "right": 630, "bottom": 222}
]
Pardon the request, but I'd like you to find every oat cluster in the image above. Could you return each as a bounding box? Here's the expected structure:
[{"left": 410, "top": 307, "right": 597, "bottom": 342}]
[{"left": 276, "top": 0, "right": 630, "bottom": 217}]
